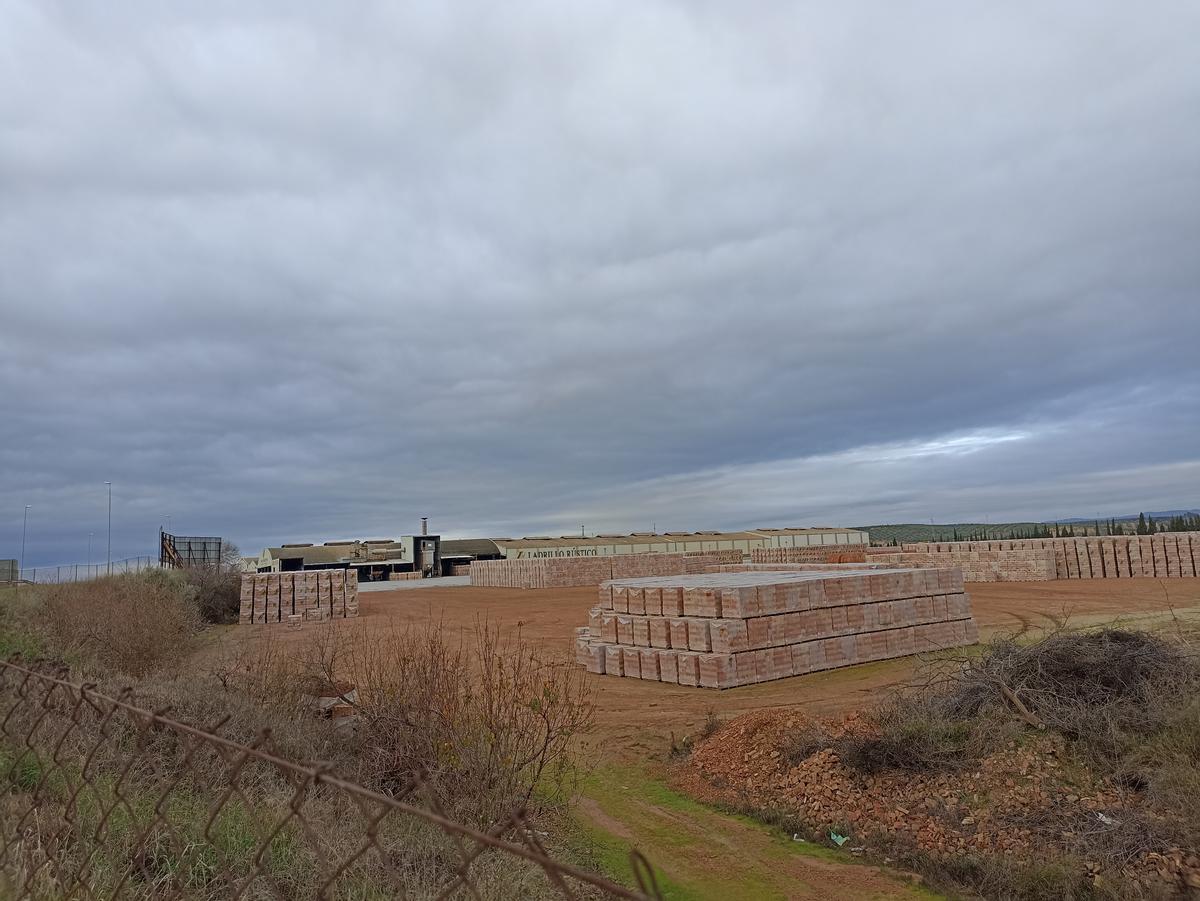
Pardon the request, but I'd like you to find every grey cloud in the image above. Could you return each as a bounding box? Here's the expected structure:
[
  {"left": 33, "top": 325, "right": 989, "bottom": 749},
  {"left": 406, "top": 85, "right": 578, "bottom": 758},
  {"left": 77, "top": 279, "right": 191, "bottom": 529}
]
[{"left": 2, "top": 1, "right": 1198, "bottom": 565}]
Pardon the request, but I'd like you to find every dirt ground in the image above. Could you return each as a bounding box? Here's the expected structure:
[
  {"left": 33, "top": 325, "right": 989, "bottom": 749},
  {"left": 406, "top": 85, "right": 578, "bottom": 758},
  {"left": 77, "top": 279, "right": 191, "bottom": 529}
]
[
  {"left": 245, "top": 576, "right": 1200, "bottom": 900},
  {"left": 337, "top": 577, "right": 1200, "bottom": 752}
]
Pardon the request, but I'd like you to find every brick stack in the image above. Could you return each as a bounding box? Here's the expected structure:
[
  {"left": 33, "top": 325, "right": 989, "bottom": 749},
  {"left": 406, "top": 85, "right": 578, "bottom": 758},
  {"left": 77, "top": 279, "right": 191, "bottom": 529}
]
[
  {"left": 574, "top": 568, "right": 978, "bottom": 689},
  {"left": 470, "top": 552, "right": 739, "bottom": 589},
  {"left": 864, "top": 548, "right": 1055, "bottom": 582},
  {"left": 388, "top": 571, "right": 423, "bottom": 581},
  {"left": 750, "top": 547, "right": 868, "bottom": 565},
  {"left": 239, "top": 570, "right": 358, "bottom": 625},
  {"left": 865, "top": 534, "right": 1200, "bottom": 580}
]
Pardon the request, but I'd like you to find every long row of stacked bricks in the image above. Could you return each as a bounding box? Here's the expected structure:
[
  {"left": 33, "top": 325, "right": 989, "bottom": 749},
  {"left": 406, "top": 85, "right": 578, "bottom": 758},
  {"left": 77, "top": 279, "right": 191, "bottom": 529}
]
[
  {"left": 574, "top": 567, "right": 978, "bottom": 689},
  {"left": 469, "top": 550, "right": 745, "bottom": 589},
  {"left": 862, "top": 533, "right": 1200, "bottom": 581},
  {"left": 239, "top": 571, "right": 359, "bottom": 625}
]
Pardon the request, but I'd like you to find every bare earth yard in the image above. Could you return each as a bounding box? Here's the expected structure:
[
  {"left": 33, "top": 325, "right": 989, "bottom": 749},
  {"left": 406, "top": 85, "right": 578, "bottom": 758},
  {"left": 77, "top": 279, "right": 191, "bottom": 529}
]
[{"left": 233, "top": 577, "right": 1200, "bottom": 900}]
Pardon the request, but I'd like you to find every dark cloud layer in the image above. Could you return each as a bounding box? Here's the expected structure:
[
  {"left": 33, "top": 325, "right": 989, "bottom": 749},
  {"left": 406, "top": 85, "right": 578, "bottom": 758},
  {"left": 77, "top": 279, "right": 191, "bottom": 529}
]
[{"left": 2, "top": 2, "right": 1198, "bottom": 565}]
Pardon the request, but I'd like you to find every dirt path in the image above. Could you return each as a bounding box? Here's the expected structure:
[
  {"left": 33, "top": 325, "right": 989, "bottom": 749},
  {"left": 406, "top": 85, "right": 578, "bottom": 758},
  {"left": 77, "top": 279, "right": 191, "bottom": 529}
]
[{"left": 573, "top": 760, "right": 934, "bottom": 900}]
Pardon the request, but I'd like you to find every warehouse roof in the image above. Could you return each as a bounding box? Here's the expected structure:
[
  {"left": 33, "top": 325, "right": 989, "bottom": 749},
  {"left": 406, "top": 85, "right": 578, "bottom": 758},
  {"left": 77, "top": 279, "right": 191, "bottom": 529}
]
[
  {"left": 441, "top": 538, "right": 502, "bottom": 557},
  {"left": 489, "top": 527, "right": 864, "bottom": 550},
  {"left": 266, "top": 545, "right": 351, "bottom": 565}
]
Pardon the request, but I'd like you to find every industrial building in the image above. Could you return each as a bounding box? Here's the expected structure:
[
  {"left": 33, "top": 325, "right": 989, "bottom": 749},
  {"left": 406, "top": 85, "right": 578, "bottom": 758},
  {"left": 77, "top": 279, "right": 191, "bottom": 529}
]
[
  {"left": 255, "top": 534, "right": 441, "bottom": 580},
  {"left": 441, "top": 527, "right": 866, "bottom": 562},
  {"left": 256, "top": 527, "right": 867, "bottom": 578}
]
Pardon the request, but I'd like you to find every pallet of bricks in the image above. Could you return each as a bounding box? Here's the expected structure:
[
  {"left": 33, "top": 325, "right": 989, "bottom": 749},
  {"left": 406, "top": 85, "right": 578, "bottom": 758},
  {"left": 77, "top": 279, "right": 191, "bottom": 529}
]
[
  {"left": 239, "top": 570, "right": 359, "bottom": 625},
  {"left": 869, "top": 534, "right": 1200, "bottom": 580},
  {"left": 750, "top": 546, "right": 867, "bottom": 565},
  {"left": 469, "top": 552, "right": 738, "bottom": 589},
  {"left": 573, "top": 567, "right": 978, "bottom": 689}
]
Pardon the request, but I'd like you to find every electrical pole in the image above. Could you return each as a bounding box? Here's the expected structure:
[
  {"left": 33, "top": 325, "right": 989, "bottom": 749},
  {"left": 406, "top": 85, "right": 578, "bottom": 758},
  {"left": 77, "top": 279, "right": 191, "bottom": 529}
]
[
  {"left": 19, "top": 505, "right": 30, "bottom": 591},
  {"left": 105, "top": 482, "right": 112, "bottom": 576}
]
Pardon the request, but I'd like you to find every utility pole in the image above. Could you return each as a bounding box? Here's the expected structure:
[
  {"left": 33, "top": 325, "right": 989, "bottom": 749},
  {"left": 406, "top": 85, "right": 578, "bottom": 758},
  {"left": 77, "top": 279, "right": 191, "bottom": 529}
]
[
  {"left": 88, "top": 531, "right": 93, "bottom": 567},
  {"left": 19, "top": 505, "right": 30, "bottom": 592},
  {"left": 105, "top": 482, "right": 112, "bottom": 576}
]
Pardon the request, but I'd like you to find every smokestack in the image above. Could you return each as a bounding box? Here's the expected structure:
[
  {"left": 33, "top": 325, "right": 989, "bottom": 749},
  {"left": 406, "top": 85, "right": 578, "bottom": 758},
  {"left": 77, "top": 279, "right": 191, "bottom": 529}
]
[{"left": 421, "top": 517, "right": 428, "bottom": 536}]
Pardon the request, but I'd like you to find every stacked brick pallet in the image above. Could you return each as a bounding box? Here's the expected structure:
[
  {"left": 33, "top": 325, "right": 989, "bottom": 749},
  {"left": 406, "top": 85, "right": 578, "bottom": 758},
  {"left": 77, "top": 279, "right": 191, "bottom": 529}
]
[
  {"left": 866, "top": 534, "right": 1200, "bottom": 580},
  {"left": 864, "top": 548, "right": 1055, "bottom": 582},
  {"left": 239, "top": 571, "right": 358, "bottom": 625},
  {"left": 750, "top": 547, "right": 867, "bottom": 565},
  {"left": 574, "top": 568, "right": 978, "bottom": 689},
  {"left": 470, "top": 552, "right": 743, "bottom": 589}
]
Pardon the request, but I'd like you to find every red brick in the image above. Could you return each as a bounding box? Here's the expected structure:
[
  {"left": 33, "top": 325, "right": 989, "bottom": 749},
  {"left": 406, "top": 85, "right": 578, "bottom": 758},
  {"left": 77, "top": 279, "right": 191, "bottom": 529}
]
[
  {"left": 747, "top": 616, "right": 771, "bottom": 649},
  {"left": 643, "top": 587, "right": 663, "bottom": 616},
  {"left": 627, "top": 588, "right": 646, "bottom": 615},
  {"left": 658, "top": 650, "right": 679, "bottom": 683},
  {"left": 669, "top": 618, "right": 690, "bottom": 648},
  {"left": 698, "top": 654, "right": 736, "bottom": 688},
  {"left": 687, "top": 618, "right": 713, "bottom": 652},
  {"left": 632, "top": 616, "right": 650, "bottom": 647},
  {"left": 709, "top": 619, "right": 750, "bottom": 654},
  {"left": 677, "top": 652, "right": 700, "bottom": 686},
  {"left": 604, "top": 645, "right": 624, "bottom": 676},
  {"left": 612, "top": 587, "right": 629, "bottom": 614},
  {"left": 649, "top": 618, "right": 671, "bottom": 648},
  {"left": 660, "top": 587, "right": 684, "bottom": 616},
  {"left": 639, "top": 648, "right": 661, "bottom": 680},
  {"left": 622, "top": 647, "right": 642, "bottom": 679}
]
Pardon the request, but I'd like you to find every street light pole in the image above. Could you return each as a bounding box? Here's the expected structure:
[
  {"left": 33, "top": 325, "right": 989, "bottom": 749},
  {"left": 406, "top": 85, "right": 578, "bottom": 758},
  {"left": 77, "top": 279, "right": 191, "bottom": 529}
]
[
  {"left": 19, "top": 505, "right": 30, "bottom": 588},
  {"left": 105, "top": 482, "right": 112, "bottom": 576}
]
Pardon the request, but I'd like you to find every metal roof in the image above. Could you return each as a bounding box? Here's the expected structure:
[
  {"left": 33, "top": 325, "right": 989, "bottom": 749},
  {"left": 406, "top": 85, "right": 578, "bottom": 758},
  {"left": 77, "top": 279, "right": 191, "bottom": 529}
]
[
  {"left": 441, "top": 538, "right": 502, "bottom": 557},
  {"left": 489, "top": 527, "right": 863, "bottom": 550}
]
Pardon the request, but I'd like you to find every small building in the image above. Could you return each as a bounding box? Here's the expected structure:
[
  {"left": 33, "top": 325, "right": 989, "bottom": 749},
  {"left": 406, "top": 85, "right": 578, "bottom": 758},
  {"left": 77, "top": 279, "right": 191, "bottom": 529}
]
[{"left": 256, "top": 535, "right": 441, "bottom": 581}]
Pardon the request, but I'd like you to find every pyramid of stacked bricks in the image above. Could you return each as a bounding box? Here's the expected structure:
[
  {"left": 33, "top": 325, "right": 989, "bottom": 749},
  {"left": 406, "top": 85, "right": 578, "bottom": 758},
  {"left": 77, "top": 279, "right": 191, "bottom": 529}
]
[
  {"left": 470, "top": 551, "right": 746, "bottom": 589},
  {"left": 573, "top": 567, "right": 978, "bottom": 689},
  {"left": 239, "top": 570, "right": 359, "bottom": 624},
  {"left": 863, "top": 534, "right": 1200, "bottom": 580}
]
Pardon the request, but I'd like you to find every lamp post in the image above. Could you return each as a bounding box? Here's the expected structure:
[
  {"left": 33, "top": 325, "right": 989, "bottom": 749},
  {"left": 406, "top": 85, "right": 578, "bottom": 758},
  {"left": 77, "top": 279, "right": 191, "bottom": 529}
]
[
  {"left": 105, "top": 482, "right": 112, "bottom": 576},
  {"left": 19, "top": 505, "right": 30, "bottom": 588}
]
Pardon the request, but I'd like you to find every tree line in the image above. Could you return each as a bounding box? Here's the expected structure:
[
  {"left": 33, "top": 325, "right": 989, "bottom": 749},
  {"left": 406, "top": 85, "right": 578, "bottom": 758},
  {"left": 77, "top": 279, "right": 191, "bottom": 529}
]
[{"left": 886, "top": 512, "right": 1200, "bottom": 545}]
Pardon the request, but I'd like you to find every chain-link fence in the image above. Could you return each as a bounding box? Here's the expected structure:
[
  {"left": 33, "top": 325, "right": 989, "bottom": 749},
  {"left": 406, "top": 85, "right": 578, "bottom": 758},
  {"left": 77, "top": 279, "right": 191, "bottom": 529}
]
[
  {"left": 16, "top": 557, "right": 160, "bottom": 584},
  {"left": 0, "top": 659, "right": 661, "bottom": 899}
]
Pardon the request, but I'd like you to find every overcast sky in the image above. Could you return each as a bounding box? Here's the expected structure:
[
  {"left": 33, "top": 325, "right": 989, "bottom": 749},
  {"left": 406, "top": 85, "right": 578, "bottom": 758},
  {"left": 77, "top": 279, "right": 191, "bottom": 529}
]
[{"left": 3, "top": 2, "right": 1198, "bottom": 566}]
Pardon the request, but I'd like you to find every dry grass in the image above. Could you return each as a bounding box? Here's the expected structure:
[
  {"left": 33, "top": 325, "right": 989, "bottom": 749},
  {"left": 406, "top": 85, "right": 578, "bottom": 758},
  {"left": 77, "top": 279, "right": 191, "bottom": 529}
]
[
  {"left": 301, "top": 620, "right": 594, "bottom": 830},
  {"left": 0, "top": 580, "right": 606, "bottom": 898},
  {"left": 38, "top": 571, "right": 202, "bottom": 677}
]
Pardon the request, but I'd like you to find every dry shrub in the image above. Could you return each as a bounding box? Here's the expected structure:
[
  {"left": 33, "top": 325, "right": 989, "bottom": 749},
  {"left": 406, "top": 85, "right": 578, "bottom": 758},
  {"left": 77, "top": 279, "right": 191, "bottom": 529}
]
[
  {"left": 182, "top": 564, "right": 242, "bottom": 624},
  {"left": 938, "top": 629, "right": 1200, "bottom": 760},
  {"left": 38, "top": 571, "right": 201, "bottom": 677},
  {"left": 837, "top": 696, "right": 1011, "bottom": 773},
  {"left": 303, "top": 620, "right": 594, "bottom": 830},
  {"left": 841, "top": 628, "right": 1200, "bottom": 776}
]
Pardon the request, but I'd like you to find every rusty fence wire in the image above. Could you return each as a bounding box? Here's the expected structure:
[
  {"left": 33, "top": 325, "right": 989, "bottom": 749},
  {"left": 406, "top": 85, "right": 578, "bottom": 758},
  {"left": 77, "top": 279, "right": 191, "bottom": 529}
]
[{"left": 0, "top": 659, "right": 661, "bottom": 900}]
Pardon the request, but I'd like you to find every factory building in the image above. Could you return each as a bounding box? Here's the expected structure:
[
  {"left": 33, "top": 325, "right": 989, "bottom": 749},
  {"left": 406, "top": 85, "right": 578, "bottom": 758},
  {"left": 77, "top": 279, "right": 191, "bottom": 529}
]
[
  {"left": 256, "top": 534, "right": 441, "bottom": 581},
  {"left": 468, "top": 527, "right": 867, "bottom": 560}
]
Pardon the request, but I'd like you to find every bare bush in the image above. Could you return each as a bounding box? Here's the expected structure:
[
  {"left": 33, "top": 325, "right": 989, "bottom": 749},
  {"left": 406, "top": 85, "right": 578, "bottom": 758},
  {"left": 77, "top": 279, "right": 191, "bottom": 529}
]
[
  {"left": 301, "top": 620, "right": 594, "bottom": 830},
  {"left": 933, "top": 628, "right": 1200, "bottom": 760},
  {"left": 183, "top": 564, "right": 242, "bottom": 624},
  {"left": 38, "top": 571, "right": 201, "bottom": 677}
]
